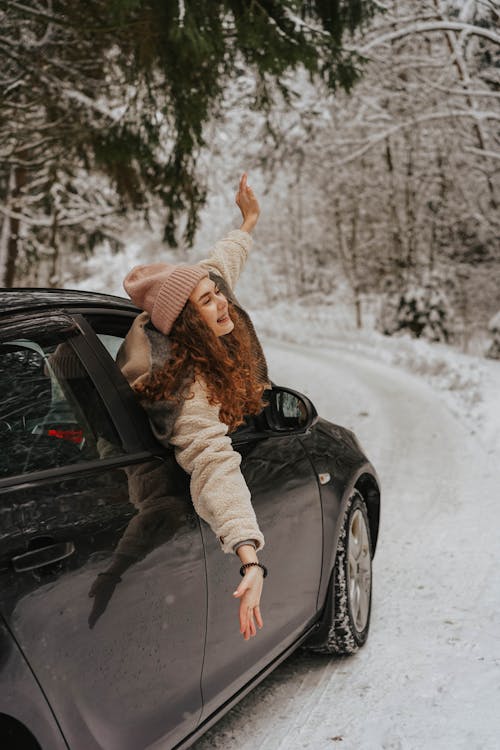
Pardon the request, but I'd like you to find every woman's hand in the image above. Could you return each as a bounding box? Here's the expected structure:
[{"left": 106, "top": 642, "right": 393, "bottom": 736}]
[
  {"left": 235, "top": 172, "right": 260, "bottom": 233},
  {"left": 233, "top": 566, "right": 264, "bottom": 640}
]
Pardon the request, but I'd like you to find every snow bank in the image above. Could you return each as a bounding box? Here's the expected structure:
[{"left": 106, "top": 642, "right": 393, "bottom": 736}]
[{"left": 251, "top": 302, "right": 500, "bottom": 459}]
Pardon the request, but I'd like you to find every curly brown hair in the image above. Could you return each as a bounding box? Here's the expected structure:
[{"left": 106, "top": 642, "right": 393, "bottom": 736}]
[{"left": 134, "top": 300, "right": 267, "bottom": 432}]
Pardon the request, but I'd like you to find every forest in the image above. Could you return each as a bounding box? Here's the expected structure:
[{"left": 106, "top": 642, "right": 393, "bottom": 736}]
[{"left": 1, "top": 0, "right": 499, "bottom": 356}]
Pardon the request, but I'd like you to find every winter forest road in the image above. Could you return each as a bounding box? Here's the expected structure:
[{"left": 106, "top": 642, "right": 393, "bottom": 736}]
[{"left": 192, "top": 340, "right": 500, "bottom": 750}]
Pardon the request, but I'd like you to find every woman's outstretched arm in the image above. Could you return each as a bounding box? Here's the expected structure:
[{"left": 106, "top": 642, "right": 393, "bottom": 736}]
[
  {"left": 233, "top": 543, "right": 265, "bottom": 640},
  {"left": 197, "top": 172, "right": 260, "bottom": 289},
  {"left": 169, "top": 379, "right": 265, "bottom": 554},
  {"left": 170, "top": 378, "right": 266, "bottom": 640},
  {"left": 236, "top": 172, "right": 260, "bottom": 234}
]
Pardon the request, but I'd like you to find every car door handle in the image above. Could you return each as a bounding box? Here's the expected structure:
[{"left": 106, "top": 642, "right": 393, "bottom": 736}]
[{"left": 11, "top": 542, "right": 75, "bottom": 572}]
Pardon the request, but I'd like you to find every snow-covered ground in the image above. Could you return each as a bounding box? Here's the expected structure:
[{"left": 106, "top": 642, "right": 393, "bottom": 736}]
[
  {"left": 252, "top": 303, "right": 500, "bottom": 460},
  {"left": 192, "top": 338, "right": 500, "bottom": 750}
]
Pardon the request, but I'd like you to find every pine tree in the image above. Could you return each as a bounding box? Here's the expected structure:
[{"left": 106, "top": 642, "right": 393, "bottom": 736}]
[{"left": 0, "top": 0, "right": 378, "bottom": 284}]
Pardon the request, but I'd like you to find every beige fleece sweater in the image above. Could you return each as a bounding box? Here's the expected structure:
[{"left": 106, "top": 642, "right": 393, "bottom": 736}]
[{"left": 120, "top": 229, "right": 265, "bottom": 555}]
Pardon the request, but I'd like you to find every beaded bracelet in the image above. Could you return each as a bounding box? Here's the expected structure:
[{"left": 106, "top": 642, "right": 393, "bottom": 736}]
[{"left": 239, "top": 562, "right": 268, "bottom": 578}]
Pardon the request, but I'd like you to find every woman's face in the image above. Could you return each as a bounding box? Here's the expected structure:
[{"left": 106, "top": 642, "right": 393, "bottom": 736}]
[{"left": 189, "top": 277, "right": 234, "bottom": 336}]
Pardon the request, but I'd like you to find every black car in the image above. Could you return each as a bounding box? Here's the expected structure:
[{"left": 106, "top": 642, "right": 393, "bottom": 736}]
[{"left": 0, "top": 289, "right": 380, "bottom": 750}]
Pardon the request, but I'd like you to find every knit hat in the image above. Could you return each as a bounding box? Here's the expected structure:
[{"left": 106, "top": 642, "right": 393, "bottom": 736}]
[{"left": 123, "top": 261, "right": 209, "bottom": 335}]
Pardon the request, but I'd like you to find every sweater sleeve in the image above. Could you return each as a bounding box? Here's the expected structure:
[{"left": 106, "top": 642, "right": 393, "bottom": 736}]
[
  {"left": 197, "top": 229, "right": 252, "bottom": 290},
  {"left": 169, "top": 379, "right": 265, "bottom": 555}
]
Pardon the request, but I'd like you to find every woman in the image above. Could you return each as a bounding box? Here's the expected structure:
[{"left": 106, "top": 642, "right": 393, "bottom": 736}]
[{"left": 118, "top": 173, "right": 268, "bottom": 641}]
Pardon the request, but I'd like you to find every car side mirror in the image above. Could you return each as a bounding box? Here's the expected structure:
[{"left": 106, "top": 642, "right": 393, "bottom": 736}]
[{"left": 264, "top": 386, "right": 318, "bottom": 433}]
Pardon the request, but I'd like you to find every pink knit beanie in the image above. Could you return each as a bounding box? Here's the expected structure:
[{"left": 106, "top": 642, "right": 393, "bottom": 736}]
[{"left": 123, "top": 261, "right": 209, "bottom": 335}]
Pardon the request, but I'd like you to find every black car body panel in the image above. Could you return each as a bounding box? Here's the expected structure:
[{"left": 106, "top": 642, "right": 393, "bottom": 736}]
[
  {"left": 198, "top": 432, "right": 323, "bottom": 723},
  {"left": 0, "top": 288, "right": 380, "bottom": 750},
  {"left": 299, "top": 418, "right": 380, "bottom": 617},
  {"left": 0, "top": 618, "right": 69, "bottom": 750},
  {"left": 0, "top": 288, "right": 139, "bottom": 316}
]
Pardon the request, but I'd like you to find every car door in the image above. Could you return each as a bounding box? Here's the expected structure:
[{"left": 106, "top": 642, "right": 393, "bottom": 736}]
[
  {"left": 198, "top": 413, "right": 323, "bottom": 722},
  {"left": 0, "top": 312, "right": 206, "bottom": 750},
  {"left": 75, "top": 312, "right": 323, "bottom": 725}
]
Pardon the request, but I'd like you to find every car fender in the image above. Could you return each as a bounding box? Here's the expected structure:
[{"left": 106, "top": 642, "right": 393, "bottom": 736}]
[
  {"left": 300, "top": 418, "right": 380, "bottom": 621},
  {"left": 305, "top": 465, "right": 380, "bottom": 649},
  {"left": 0, "top": 617, "right": 68, "bottom": 750}
]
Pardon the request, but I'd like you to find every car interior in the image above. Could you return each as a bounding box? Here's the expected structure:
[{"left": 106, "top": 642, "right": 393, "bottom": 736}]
[{"left": 0, "top": 337, "right": 122, "bottom": 479}]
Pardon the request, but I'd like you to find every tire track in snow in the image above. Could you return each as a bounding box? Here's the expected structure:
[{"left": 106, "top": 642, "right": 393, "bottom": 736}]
[{"left": 256, "top": 656, "right": 341, "bottom": 750}]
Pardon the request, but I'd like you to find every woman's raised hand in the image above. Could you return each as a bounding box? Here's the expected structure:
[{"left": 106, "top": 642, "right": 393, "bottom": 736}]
[
  {"left": 235, "top": 172, "right": 260, "bottom": 233},
  {"left": 233, "top": 566, "right": 264, "bottom": 640}
]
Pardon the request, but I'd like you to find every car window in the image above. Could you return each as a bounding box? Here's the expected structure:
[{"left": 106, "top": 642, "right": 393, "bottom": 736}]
[
  {"left": 83, "top": 314, "right": 134, "bottom": 362},
  {"left": 0, "top": 333, "right": 126, "bottom": 479},
  {"left": 97, "top": 333, "right": 124, "bottom": 360},
  {"left": 85, "top": 314, "right": 269, "bottom": 439}
]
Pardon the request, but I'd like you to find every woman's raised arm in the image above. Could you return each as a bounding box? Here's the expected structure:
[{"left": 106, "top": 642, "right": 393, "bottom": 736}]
[
  {"left": 236, "top": 172, "right": 260, "bottom": 234},
  {"left": 197, "top": 173, "right": 260, "bottom": 289}
]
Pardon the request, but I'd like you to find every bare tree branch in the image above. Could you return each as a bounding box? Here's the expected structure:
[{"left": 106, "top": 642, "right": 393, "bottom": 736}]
[
  {"left": 464, "top": 146, "right": 500, "bottom": 161},
  {"left": 333, "top": 110, "right": 500, "bottom": 166},
  {"left": 356, "top": 21, "right": 500, "bottom": 54}
]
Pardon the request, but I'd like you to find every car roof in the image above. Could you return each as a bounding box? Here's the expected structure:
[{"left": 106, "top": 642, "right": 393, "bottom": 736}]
[{"left": 0, "top": 288, "right": 139, "bottom": 317}]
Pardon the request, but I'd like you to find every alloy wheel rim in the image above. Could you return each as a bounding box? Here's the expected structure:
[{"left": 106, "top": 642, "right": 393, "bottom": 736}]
[{"left": 347, "top": 508, "right": 371, "bottom": 632}]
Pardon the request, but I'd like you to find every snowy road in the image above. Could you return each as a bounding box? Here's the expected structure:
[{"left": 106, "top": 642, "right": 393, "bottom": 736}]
[{"left": 192, "top": 340, "right": 500, "bottom": 750}]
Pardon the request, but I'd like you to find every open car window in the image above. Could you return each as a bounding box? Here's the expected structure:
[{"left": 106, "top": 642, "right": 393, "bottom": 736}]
[
  {"left": 83, "top": 313, "right": 272, "bottom": 441},
  {"left": 97, "top": 333, "right": 125, "bottom": 360},
  {"left": 82, "top": 314, "right": 134, "bottom": 362}
]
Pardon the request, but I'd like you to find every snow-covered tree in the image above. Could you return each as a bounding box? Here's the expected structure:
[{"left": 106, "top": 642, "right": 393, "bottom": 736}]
[
  {"left": 486, "top": 311, "right": 500, "bottom": 360},
  {"left": 226, "top": 0, "right": 500, "bottom": 339},
  {"left": 378, "top": 269, "right": 455, "bottom": 342},
  {"left": 0, "top": 0, "right": 379, "bottom": 285}
]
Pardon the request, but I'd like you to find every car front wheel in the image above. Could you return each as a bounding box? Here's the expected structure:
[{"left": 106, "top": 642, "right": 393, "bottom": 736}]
[{"left": 310, "top": 490, "right": 372, "bottom": 655}]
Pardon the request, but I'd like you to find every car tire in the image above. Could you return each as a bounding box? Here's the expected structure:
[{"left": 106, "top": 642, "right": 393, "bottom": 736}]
[{"left": 310, "top": 490, "right": 373, "bottom": 655}]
